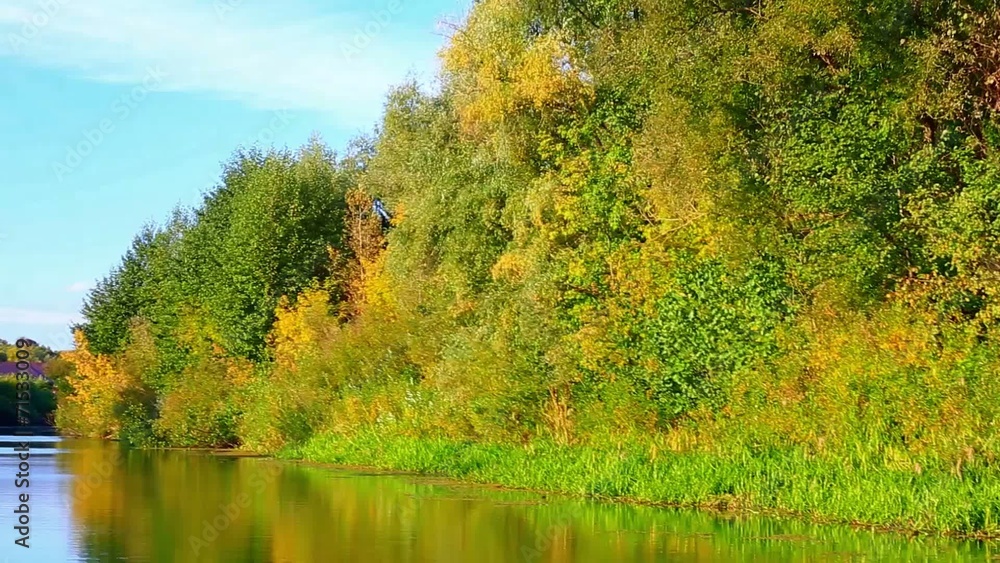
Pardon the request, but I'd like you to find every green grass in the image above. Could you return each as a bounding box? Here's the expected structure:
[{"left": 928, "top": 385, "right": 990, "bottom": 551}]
[{"left": 279, "top": 430, "right": 1000, "bottom": 540}]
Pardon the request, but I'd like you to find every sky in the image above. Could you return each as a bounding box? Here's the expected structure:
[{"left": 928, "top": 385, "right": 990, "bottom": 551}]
[{"left": 0, "top": 0, "right": 469, "bottom": 350}]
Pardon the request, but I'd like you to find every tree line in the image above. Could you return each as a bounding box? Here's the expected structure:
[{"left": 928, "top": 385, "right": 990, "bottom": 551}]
[{"left": 59, "top": 0, "right": 1000, "bottom": 506}]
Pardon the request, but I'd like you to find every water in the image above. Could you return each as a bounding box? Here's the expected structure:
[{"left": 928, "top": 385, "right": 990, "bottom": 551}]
[{"left": 0, "top": 434, "right": 994, "bottom": 562}]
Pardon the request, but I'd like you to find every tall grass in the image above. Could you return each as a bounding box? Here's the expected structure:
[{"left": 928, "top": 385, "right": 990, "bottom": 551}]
[{"left": 282, "top": 429, "right": 1000, "bottom": 539}]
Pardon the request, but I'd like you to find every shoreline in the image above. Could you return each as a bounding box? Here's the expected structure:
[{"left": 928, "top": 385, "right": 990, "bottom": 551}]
[
  {"left": 271, "top": 431, "right": 1000, "bottom": 544},
  {"left": 44, "top": 431, "right": 1000, "bottom": 542}
]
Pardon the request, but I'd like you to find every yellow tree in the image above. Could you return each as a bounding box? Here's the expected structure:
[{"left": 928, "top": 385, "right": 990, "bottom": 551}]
[
  {"left": 442, "top": 0, "right": 594, "bottom": 141},
  {"left": 60, "top": 330, "right": 132, "bottom": 438}
]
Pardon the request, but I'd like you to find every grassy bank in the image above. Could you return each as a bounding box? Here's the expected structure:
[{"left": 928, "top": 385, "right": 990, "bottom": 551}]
[{"left": 282, "top": 431, "right": 1000, "bottom": 540}]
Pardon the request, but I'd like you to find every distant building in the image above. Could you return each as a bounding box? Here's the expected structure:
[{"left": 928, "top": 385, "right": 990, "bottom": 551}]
[{"left": 0, "top": 362, "right": 52, "bottom": 383}]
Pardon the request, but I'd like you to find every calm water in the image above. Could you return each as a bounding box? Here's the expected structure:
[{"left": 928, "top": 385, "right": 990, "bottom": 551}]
[{"left": 0, "top": 434, "right": 995, "bottom": 562}]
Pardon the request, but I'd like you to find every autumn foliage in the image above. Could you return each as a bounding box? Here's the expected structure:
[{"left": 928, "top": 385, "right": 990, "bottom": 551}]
[{"left": 56, "top": 0, "right": 1000, "bottom": 534}]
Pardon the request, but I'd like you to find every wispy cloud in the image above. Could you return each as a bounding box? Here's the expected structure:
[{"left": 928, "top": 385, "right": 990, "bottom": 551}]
[
  {"left": 0, "top": 307, "right": 81, "bottom": 326},
  {"left": 0, "top": 0, "right": 438, "bottom": 128},
  {"left": 66, "top": 281, "right": 90, "bottom": 293}
]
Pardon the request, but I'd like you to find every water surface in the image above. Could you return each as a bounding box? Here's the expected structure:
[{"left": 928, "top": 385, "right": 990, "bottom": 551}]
[{"left": 0, "top": 434, "right": 994, "bottom": 562}]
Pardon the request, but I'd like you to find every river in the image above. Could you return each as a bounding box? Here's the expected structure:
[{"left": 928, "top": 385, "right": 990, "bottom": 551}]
[{"left": 0, "top": 433, "right": 994, "bottom": 562}]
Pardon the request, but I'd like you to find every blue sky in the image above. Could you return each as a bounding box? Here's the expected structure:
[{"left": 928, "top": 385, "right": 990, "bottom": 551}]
[{"left": 0, "top": 0, "right": 468, "bottom": 350}]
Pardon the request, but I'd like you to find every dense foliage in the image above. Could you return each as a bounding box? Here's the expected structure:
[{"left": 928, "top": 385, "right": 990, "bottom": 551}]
[
  {"left": 0, "top": 379, "right": 56, "bottom": 426},
  {"left": 60, "top": 0, "right": 1000, "bottom": 535}
]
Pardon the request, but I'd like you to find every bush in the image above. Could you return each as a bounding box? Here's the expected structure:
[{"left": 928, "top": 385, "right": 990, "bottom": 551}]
[{"left": 0, "top": 379, "right": 56, "bottom": 426}]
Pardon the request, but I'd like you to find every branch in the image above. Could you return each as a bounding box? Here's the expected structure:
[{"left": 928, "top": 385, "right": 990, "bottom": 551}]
[{"left": 564, "top": 0, "right": 600, "bottom": 29}]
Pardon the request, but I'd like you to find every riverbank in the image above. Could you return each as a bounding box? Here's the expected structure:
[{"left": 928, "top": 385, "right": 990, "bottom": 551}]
[
  {"left": 278, "top": 430, "right": 1000, "bottom": 542},
  {"left": 56, "top": 0, "right": 1000, "bottom": 550},
  {"left": 22, "top": 435, "right": 998, "bottom": 562}
]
